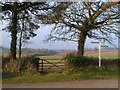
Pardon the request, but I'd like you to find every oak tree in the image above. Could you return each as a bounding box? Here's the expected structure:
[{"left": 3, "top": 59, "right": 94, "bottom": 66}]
[{"left": 39, "top": 2, "right": 120, "bottom": 56}]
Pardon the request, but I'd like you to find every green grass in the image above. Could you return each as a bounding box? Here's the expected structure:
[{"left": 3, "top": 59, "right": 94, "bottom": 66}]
[
  {"left": 86, "top": 50, "right": 118, "bottom": 59},
  {"left": 92, "top": 53, "right": 118, "bottom": 59},
  {"left": 2, "top": 50, "right": 118, "bottom": 84},
  {"left": 39, "top": 55, "right": 65, "bottom": 63},
  {"left": 2, "top": 69, "right": 118, "bottom": 84},
  {"left": 39, "top": 55, "right": 64, "bottom": 59},
  {"left": 101, "top": 53, "right": 118, "bottom": 59}
]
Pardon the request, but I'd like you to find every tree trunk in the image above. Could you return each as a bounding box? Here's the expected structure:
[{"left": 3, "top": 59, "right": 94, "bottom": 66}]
[
  {"left": 77, "top": 31, "right": 87, "bottom": 56},
  {"left": 19, "top": 31, "right": 22, "bottom": 59},
  {"left": 10, "top": 2, "right": 18, "bottom": 60},
  {"left": 19, "top": 18, "right": 25, "bottom": 59}
]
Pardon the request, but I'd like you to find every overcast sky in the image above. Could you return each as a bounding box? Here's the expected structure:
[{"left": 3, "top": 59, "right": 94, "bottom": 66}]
[{"left": 0, "top": 24, "right": 118, "bottom": 50}]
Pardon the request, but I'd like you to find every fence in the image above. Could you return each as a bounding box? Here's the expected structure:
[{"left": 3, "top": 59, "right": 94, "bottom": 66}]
[{"left": 39, "top": 58, "right": 65, "bottom": 73}]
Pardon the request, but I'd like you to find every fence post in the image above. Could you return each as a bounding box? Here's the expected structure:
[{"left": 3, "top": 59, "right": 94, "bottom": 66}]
[{"left": 41, "top": 59, "right": 43, "bottom": 73}]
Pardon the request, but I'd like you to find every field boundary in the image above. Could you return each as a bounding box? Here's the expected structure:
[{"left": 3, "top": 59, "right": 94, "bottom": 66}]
[{"left": 39, "top": 58, "right": 65, "bottom": 73}]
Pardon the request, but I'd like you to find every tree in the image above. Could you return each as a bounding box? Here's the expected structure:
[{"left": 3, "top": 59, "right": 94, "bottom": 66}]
[
  {"left": 1, "top": 2, "right": 61, "bottom": 59},
  {"left": 17, "top": 16, "right": 38, "bottom": 58},
  {"left": 39, "top": 2, "right": 120, "bottom": 56}
]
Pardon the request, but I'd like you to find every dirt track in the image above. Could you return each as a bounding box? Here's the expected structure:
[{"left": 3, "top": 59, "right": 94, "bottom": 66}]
[{"left": 3, "top": 79, "right": 118, "bottom": 88}]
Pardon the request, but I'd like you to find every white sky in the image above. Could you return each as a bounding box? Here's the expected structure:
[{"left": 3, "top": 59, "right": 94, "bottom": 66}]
[
  {"left": 0, "top": 25, "right": 118, "bottom": 50},
  {"left": 0, "top": 1, "right": 119, "bottom": 50}
]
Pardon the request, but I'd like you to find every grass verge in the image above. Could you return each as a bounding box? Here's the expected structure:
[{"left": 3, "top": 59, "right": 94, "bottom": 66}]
[{"left": 2, "top": 69, "right": 118, "bottom": 84}]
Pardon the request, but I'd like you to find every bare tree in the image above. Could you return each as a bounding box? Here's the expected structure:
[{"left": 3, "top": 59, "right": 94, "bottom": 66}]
[
  {"left": 17, "top": 17, "right": 38, "bottom": 58},
  {"left": 39, "top": 2, "right": 120, "bottom": 56},
  {"left": 1, "top": 2, "right": 62, "bottom": 59}
]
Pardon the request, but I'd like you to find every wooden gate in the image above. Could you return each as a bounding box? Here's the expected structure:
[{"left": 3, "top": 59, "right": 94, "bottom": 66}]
[{"left": 39, "top": 58, "right": 65, "bottom": 73}]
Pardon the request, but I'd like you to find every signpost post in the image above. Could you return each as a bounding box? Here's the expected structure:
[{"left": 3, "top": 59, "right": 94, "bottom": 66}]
[
  {"left": 99, "top": 42, "right": 101, "bottom": 67},
  {"left": 91, "top": 40, "right": 108, "bottom": 68}
]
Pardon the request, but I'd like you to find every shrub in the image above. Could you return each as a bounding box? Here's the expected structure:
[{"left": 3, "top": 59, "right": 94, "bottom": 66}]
[
  {"left": 64, "top": 53, "right": 119, "bottom": 70},
  {"left": 18, "top": 56, "right": 40, "bottom": 73},
  {"left": 102, "top": 59, "right": 119, "bottom": 69},
  {"left": 2, "top": 56, "right": 40, "bottom": 73},
  {"left": 64, "top": 53, "right": 98, "bottom": 70},
  {"left": 3, "top": 60, "right": 21, "bottom": 73},
  {"left": 2, "top": 56, "right": 10, "bottom": 70}
]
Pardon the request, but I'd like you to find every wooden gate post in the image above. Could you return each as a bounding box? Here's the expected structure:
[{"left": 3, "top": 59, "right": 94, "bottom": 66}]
[{"left": 41, "top": 59, "right": 43, "bottom": 73}]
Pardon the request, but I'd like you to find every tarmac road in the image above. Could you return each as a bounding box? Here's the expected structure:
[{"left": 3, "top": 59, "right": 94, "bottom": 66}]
[{"left": 2, "top": 79, "right": 118, "bottom": 88}]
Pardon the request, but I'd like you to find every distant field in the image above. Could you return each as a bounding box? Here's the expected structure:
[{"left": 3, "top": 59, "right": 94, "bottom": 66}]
[
  {"left": 43, "top": 50, "right": 118, "bottom": 59},
  {"left": 84, "top": 50, "right": 118, "bottom": 59},
  {"left": 38, "top": 55, "right": 65, "bottom": 64},
  {"left": 39, "top": 55, "right": 64, "bottom": 60},
  {"left": 0, "top": 51, "right": 9, "bottom": 57},
  {"left": 1, "top": 50, "right": 118, "bottom": 59},
  {"left": 39, "top": 50, "right": 118, "bottom": 60}
]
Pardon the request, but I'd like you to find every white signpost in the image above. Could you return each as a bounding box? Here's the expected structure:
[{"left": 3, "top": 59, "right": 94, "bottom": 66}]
[{"left": 91, "top": 40, "right": 108, "bottom": 68}]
